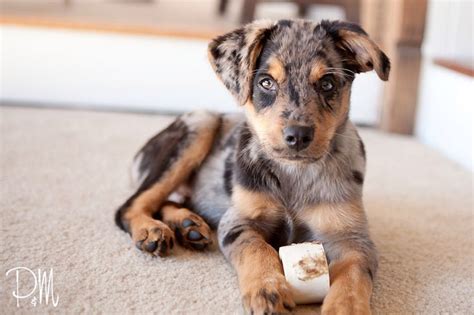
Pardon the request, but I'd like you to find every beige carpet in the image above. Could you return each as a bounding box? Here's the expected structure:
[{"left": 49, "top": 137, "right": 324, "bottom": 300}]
[{"left": 0, "top": 106, "right": 472, "bottom": 314}]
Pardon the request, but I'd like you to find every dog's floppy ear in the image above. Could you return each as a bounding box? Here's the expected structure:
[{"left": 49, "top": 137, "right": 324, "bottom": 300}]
[
  {"left": 320, "top": 20, "right": 390, "bottom": 81},
  {"left": 208, "top": 20, "right": 276, "bottom": 104}
]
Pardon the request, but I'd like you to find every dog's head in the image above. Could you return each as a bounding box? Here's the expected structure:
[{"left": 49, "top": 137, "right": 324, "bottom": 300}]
[{"left": 208, "top": 19, "right": 390, "bottom": 163}]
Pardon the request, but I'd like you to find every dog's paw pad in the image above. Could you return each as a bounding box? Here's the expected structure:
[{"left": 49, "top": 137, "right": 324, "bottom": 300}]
[
  {"left": 187, "top": 230, "right": 203, "bottom": 241},
  {"left": 182, "top": 218, "right": 197, "bottom": 228}
]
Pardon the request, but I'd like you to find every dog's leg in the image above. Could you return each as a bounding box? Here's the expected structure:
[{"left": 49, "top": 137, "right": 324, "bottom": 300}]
[
  {"left": 218, "top": 188, "right": 295, "bottom": 314},
  {"left": 115, "top": 111, "right": 221, "bottom": 256},
  {"left": 321, "top": 246, "right": 375, "bottom": 315},
  {"left": 300, "top": 201, "right": 377, "bottom": 314}
]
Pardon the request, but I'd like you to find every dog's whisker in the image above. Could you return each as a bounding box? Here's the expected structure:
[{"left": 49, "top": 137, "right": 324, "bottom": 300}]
[
  {"left": 325, "top": 66, "right": 355, "bottom": 72},
  {"left": 324, "top": 70, "right": 354, "bottom": 75},
  {"left": 325, "top": 67, "right": 356, "bottom": 74},
  {"left": 333, "top": 133, "right": 361, "bottom": 141}
]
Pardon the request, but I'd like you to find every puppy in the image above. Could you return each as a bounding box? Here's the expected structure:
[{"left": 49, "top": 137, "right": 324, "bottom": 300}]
[{"left": 115, "top": 19, "right": 390, "bottom": 314}]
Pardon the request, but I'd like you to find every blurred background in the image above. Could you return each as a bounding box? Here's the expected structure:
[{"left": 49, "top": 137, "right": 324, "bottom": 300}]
[{"left": 0, "top": 0, "right": 472, "bottom": 170}]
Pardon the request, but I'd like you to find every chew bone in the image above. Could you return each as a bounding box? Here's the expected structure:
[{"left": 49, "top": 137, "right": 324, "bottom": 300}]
[{"left": 278, "top": 242, "right": 330, "bottom": 304}]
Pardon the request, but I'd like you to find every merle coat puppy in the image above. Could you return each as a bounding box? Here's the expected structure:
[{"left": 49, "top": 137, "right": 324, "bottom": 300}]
[{"left": 116, "top": 19, "right": 390, "bottom": 314}]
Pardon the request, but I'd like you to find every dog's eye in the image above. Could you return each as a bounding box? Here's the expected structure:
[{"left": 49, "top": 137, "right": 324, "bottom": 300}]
[
  {"left": 259, "top": 78, "right": 275, "bottom": 91},
  {"left": 320, "top": 78, "right": 334, "bottom": 92}
]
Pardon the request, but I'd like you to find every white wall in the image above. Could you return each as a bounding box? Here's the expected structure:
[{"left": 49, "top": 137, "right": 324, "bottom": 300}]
[
  {"left": 0, "top": 25, "right": 236, "bottom": 113},
  {"left": 415, "top": 0, "right": 473, "bottom": 171},
  {"left": 0, "top": 25, "right": 381, "bottom": 123},
  {"left": 416, "top": 61, "right": 473, "bottom": 171},
  {"left": 422, "top": 0, "right": 473, "bottom": 61}
]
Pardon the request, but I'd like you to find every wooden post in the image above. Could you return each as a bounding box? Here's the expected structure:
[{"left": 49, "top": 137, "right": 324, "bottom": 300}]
[
  {"left": 368, "top": 0, "right": 428, "bottom": 134},
  {"left": 219, "top": 0, "right": 229, "bottom": 15},
  {"left": 241, "top": 0, "right": 258, "bottom": 24}
]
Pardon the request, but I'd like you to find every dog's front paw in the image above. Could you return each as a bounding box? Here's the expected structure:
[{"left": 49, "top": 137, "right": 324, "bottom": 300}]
[
  {"left": 131, "top": 217, "right": 175, "bottom": 257},
  {"left": 322, "top": 283, "right": 371, "bottom": 315},
  {"left": 174, "top": 214, "right": 212, "bottom": 250},
  {"left": 161, "top": 205, "right": 213, "bottom": 250},
  {"left": 241, "top": 273, "right": 295, "bottom": 315}
]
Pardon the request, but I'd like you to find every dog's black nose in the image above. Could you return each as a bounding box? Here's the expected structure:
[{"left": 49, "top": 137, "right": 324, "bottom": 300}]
[{"left": 283, "top": 125, "right": 314, "bottom": 151}]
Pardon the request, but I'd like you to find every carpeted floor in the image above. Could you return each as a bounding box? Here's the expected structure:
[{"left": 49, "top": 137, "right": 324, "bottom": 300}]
[{"left": 0, "top": 106, "right": 472, "bottom": 314}]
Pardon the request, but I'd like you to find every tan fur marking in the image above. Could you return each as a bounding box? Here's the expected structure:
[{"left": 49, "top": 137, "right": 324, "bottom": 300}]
[
  {"left": 322, "top": 252, "right": 372, "bottom": 315},
  {"left": 266, "top": 56, "right": 286, "bottom": 83},
  {"left": 237, "top": 237, "right": 283, "bottom": 275},
  {"left": 301, "top": 199, "right": 365, "bottom": 234},
  {"left": 244, "top": 100, "right": 286, "bottom": 154},
  {"left": 129, "top": 215, "right": 172, "bottom": 242},
  {"left": 309, "top": 59, "right": 328, "bottom": 82},
  {"left": 329, "top": 252, "right": 370, "bottom": 284},
  {"left": 161, "top": 204, "right": 195, "bottom": 223},
  {"left": 232, "top": 186, "right": 281, "bottom": 220}
]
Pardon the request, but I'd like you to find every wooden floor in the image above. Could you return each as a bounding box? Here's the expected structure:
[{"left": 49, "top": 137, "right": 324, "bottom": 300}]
[
  {"left": 0, "top": 0, "right": 244, "bottom": 39},
  {"left": 0, "top": 1, "right": 339, "bottom": 39}
]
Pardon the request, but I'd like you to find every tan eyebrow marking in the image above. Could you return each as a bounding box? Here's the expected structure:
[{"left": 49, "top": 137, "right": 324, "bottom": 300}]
[
  {"left": 309, "top": 59, "right": 328, "bottom": 82},
  {"left": 266, "top": 56, "right": 286, "bottom": 83}
]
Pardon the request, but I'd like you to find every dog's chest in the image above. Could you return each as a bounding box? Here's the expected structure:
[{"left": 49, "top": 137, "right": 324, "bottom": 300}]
[
  {"left": 272, "top": 163, "right": 350, "bottom": 211},
  {"left": 276, "top": 168, "right": 319, "bottom": 209}
]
